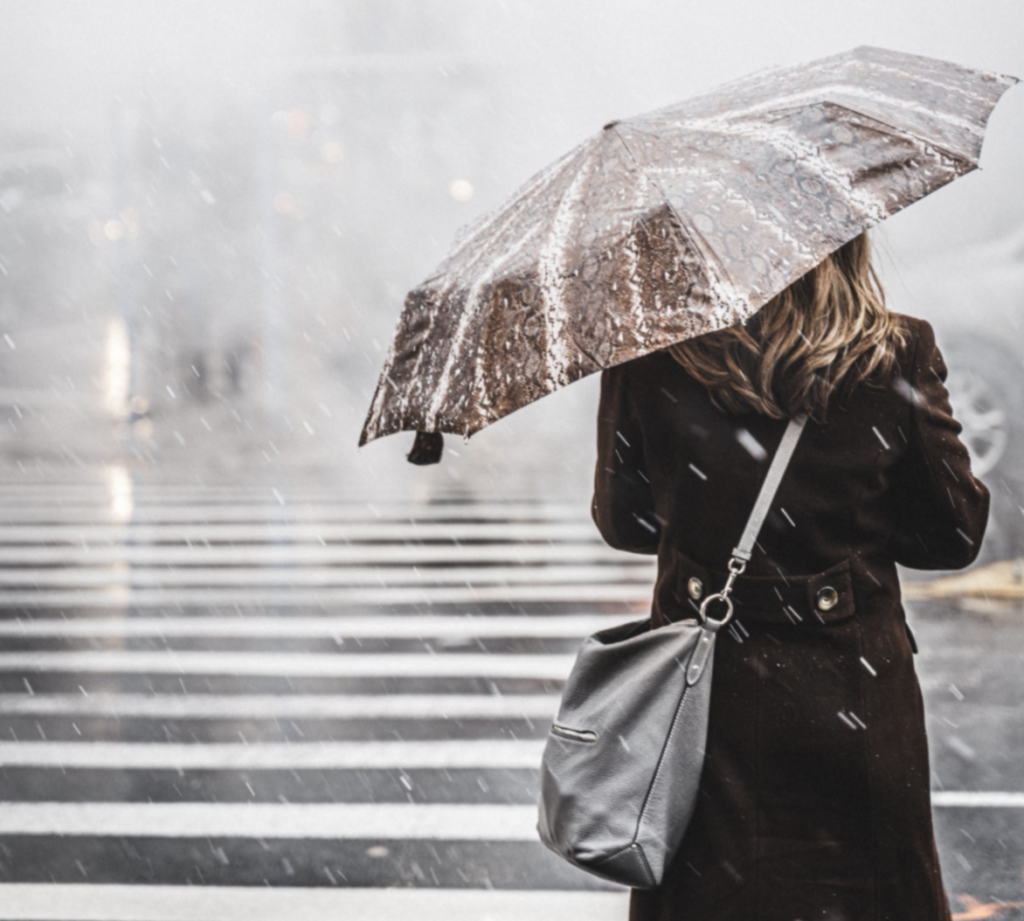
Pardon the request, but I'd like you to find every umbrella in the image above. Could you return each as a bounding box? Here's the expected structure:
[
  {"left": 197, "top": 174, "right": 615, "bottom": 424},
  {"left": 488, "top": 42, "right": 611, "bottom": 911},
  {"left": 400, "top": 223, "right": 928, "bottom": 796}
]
[{"left": 360, "top": 46, "right": 1017, "bottom": 464}]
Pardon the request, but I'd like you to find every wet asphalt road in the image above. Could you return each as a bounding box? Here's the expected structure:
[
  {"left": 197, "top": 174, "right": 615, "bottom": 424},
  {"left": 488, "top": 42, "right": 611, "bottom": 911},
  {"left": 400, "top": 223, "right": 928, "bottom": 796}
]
[
  {"left": 0, "top": 481, "right": 1020, "bottom": 920},
  {"left": 913, "top": 600, "right": 1024, "bottom": 917}
]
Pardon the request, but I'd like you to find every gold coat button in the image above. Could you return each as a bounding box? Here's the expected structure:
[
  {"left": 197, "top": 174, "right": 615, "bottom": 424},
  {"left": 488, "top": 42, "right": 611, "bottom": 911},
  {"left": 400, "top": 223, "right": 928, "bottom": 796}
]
[
  {"left": 688, "top": 577, "right": 704, "bottom": 600},
  {"left": 816, "top": 586, "right": 839, "bottom": 611}
]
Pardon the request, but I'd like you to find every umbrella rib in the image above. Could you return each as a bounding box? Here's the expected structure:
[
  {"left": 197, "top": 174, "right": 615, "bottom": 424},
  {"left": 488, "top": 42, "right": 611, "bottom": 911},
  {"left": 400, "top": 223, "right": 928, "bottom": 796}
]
[
  {"left": 805, "top": 100, "right": 979, "bottom": 167},
  {"left": 424, "top": 144, "right": 596, "bottom": 434},
  {"left": 843, "top": 60, "right": 1017, "bottom": 129},
  {"left": 442, "top": 144, "right": 583, "bottom": 269},
  {"left": 608, "top": 124, "right": 746, "bottom": 318},
  {"left": 716, "top": 87, "right": 987, "bottom": 143}
]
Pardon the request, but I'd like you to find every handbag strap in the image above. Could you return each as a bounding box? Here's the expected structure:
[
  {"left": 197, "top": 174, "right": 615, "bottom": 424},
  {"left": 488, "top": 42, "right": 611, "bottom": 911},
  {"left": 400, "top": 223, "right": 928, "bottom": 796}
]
[
  {"left": 733, "top": 413, "right": 808, "bottom": 562},
  {"left": 699, "top": 413, "right": 808, "bottom": 625}
]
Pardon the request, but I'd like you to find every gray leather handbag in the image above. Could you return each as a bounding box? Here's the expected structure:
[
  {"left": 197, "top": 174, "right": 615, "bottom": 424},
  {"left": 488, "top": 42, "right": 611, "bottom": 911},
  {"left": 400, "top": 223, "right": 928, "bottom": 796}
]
[{"left": 537, "top": 415, "right": 807, "bottom": 889}]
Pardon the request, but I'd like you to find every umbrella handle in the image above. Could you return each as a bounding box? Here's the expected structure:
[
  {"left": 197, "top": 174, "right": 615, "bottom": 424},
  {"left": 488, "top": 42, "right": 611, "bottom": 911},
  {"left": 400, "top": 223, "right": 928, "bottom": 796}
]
[{"left": 407, "top": 431, "right": 444, "bottom": 465}]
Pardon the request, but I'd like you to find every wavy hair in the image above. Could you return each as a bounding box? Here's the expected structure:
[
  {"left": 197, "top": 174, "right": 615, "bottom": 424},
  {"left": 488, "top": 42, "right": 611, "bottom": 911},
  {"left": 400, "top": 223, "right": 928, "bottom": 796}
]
[{"left": 666, "top": 233, "right": 905, "bottom": 422}]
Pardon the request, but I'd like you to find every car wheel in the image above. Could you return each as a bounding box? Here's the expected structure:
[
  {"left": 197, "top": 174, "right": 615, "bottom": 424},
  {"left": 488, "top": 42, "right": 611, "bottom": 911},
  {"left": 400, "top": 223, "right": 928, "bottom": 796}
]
[
  {"left": 940, "top": 335, "right": 1023, "bottom": 480},
  {"left": 945, "top": 367, "right": 1010, "bottom": 477},
  {"left": 940, "top": 333, "right": 1024, "bottom": 562}
]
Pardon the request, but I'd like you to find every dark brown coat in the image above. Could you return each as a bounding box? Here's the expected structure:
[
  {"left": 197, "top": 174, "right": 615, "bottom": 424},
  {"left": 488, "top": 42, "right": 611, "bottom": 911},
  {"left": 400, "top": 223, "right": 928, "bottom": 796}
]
[{"left": 592, "top": 315, "right": 989, "bottom": 921}]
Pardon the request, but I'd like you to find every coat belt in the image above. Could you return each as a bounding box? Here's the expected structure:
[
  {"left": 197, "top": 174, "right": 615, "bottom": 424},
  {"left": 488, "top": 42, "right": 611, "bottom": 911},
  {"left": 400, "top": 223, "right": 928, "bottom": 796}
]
[{"left": 670, "top": 551, "right": 855, "bottom": 626}]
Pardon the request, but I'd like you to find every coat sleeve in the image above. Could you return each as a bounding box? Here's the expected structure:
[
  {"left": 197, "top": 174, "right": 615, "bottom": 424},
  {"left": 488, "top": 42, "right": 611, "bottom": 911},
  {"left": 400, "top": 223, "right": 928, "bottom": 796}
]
[
  {"left": 887, "top": 319, "right": 990, "bottom": 570},
  {"left": 591, "top": 364, "right": 660, "bottom": 554}
]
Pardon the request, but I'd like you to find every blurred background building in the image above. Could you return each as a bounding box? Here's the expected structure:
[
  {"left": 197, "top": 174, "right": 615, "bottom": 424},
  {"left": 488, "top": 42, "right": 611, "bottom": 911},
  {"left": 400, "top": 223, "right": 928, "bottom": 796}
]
[{"left": 0, "top": 2, "right": 507, "bottom": 491}]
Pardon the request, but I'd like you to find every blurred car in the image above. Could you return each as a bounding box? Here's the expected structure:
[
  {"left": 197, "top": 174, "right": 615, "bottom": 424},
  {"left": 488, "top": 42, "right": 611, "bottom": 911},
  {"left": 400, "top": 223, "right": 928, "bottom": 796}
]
[{"left": 888, "top": 227, "right": 1024, "bottom": 560}]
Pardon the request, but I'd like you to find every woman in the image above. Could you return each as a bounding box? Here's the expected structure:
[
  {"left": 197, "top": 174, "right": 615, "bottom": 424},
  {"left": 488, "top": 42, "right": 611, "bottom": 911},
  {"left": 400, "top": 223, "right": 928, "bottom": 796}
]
[{"left": 592, "top": 233, "right": 989, "bottom": 921}]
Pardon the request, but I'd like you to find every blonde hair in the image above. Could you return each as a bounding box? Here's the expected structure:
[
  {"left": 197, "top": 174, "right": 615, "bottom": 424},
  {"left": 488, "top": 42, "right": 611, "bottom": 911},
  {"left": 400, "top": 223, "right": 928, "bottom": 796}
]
[{"left": 667, "top": 233, "right": 905, "bottom": 422}]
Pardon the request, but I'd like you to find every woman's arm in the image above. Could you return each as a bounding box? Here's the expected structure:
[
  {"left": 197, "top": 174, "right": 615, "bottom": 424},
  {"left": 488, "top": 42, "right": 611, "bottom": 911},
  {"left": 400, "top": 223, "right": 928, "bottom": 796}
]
[
  {"left": 591, "top": 363, "right": 660, "bottom": 554},
  {"left": 887, "top": 319, "right": 990, "bottom": 570}
]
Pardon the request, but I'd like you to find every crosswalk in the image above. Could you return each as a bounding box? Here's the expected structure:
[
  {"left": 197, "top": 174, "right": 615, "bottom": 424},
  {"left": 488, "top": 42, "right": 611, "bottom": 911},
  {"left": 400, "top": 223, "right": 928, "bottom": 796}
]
[
  {"left": 0, "top": 478, "right": 1020, "bottom": 921},
  {"left": 0, "top": 479, "right": 648, "bottom": 919}
]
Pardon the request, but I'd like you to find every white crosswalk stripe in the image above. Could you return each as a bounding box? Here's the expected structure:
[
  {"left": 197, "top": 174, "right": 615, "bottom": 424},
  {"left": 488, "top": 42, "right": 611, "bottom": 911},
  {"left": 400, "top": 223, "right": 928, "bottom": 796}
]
[
  {"left": 0, "top": 885, "right": 630, "bottom": 921},
  {"left": 0, "top": 522, "right": 602, "bottom": 542},
  {"left": 0, "top": 584, "right": 651, "bottom": 606},
  {"left": 0, "top": 693, "right": 561, "bottom": 719},
  {"left": 0, "top": 501, "right": 587, "bottom": 522},
  {"left": 0, "top": 740, "right": 547, "bottom": 769},
  {"left": 0, "top": 563, "right": 649, "bottom": 587},
  {"left": 0, "top": 650, "right": 577, "bottom": 678},
  {"left": 0, "top": 613, "right": 619, "bottom": 638},
  {"left": 0, "top": 543, "right": 627, "bottom": 564},
  {"left": 0, "top": 802, "right": 541, "bottom": 839}
]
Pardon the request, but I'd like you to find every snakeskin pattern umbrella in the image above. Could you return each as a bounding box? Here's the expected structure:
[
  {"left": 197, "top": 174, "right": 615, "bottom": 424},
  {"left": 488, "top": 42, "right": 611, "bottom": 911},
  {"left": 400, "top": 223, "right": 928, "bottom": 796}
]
[{"left": 360, "top": 46, "right": 1017, "bottom": 461}]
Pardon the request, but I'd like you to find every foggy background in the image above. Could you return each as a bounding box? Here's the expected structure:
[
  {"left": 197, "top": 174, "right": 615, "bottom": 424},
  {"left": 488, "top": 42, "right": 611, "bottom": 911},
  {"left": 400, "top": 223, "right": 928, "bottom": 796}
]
[{"left": 0, "top": 0, "right": 1021, "bottom": 501}]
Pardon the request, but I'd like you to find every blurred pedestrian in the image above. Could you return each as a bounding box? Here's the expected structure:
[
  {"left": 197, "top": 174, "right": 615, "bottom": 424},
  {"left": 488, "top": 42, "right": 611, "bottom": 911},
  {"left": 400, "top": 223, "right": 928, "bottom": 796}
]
[{"left": 593, "top": 232, "right": 989, "bottom": 921}]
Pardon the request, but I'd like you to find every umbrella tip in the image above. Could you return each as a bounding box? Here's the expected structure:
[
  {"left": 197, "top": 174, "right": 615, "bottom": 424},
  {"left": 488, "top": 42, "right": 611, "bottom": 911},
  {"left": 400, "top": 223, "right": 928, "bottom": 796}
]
[
  {"left": 603, "top": 120, "right": 621, "bottom": 131},
  {"left": 407, "top": 431, "right": 444, "bottom": 465}
]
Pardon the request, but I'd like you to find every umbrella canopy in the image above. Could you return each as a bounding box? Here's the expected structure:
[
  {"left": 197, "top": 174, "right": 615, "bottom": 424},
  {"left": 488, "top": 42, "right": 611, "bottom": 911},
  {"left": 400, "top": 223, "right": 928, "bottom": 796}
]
[{"left": 360, "top": 46, "right": 1017, "bottom": 455}]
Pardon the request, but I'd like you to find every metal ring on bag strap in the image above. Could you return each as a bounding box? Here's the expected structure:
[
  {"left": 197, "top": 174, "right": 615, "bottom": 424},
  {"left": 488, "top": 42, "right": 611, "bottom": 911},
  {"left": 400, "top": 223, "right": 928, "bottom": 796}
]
[
  {"left": 698, "top": 557, "right": 745, "bottom": 626},
  {"left": 698, "top": 591, "right": 734, "bottom": 626}
]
